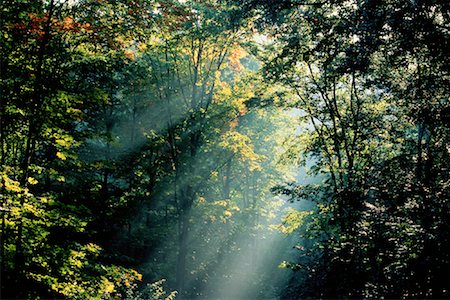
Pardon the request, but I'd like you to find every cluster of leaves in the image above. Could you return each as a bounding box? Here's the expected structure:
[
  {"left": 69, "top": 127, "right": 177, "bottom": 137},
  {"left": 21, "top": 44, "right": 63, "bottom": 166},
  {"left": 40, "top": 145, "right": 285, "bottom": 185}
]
[
  {"left": 0, "top": 0, "right": 170, "bottom": 297},
  {"left": 7, "top": 0, "right": 446, "bottom": 298},
  {"left": 1, "top": 0, "right": 299, "bottom": 298},
  {"left": 238, "top": 0, "right": 450, "bottom": 298}
]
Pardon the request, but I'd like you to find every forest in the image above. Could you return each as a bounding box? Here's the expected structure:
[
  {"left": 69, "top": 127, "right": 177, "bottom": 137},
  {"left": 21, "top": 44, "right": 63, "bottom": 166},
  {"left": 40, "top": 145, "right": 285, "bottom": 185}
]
[{"left": 0, "top": 0, "right": 449, "bottom": 299}]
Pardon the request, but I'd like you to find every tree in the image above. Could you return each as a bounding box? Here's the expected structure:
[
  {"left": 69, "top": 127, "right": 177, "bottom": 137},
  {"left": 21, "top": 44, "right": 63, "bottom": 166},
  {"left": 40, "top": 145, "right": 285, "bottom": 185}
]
[
  {"left": 236, "top": 0, "right": 450, "bottom": 298},
  {"left": 0, "top": 0, "right": 152, "bottom": 297}
]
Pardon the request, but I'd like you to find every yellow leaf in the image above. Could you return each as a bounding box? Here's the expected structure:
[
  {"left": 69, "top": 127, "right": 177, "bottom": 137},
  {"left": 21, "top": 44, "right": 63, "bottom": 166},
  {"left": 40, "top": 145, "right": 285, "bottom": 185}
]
[
  {"left": 103, "top": 279, "right": 115, "bottom": 294},
  {"left": 56, "top": 151, "right": 67, "bottom": 160},
  {"left": 28, "top": 177, "right": 38, "bottom": 185},
  {"left": 124, "top": 50, "right": 135, "bottom": 60},
  {"left": 137, "top": 42, "right": 147, "bottom": 52},
  {"left": 55, "top": 139, "right": 69, "bottom": 148},
  {"left": 3, "top": 176, "right": 22, "bottom": 192}
]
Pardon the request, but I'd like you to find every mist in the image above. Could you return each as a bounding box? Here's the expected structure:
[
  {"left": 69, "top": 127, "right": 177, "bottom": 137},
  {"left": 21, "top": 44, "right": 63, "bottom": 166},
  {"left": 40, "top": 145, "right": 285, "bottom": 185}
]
[{"left": 83, "top": 71, "right": 315, "bottom": 298}]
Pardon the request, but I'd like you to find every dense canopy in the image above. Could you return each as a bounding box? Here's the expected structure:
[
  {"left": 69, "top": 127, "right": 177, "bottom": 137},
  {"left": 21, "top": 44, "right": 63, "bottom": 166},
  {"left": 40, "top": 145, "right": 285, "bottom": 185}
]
[{"left": 0, "top": 0, "right": 449, "bottom": 299}]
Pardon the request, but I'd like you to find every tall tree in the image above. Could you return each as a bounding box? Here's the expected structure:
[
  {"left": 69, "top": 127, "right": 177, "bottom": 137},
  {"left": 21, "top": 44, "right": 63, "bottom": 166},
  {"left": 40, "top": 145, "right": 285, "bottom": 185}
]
[{"left": 237, "top": 0, "right": 450, "bottom": 298}]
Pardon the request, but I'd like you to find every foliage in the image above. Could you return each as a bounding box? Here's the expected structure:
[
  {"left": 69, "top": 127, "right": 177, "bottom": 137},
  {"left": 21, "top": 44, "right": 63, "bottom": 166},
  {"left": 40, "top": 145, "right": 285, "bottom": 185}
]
[
  {"left": 240, "top": 0, "right": 450, "bottom": 298},
  {"left": 2, "top": 0, "right": 448, "bottom": 299},
  {"left": 125, "top": 279, "right": 177, "bottom": 300}
]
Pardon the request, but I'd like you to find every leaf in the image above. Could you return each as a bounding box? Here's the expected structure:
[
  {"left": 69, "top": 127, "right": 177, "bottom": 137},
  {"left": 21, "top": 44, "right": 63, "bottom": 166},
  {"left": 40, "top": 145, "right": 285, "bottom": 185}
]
[
  {"left": 28, "top": 177, "right": 38, "bottom": 185},
  {"left": 56, "top": 151, "right": 67, "bottom": 160}
]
